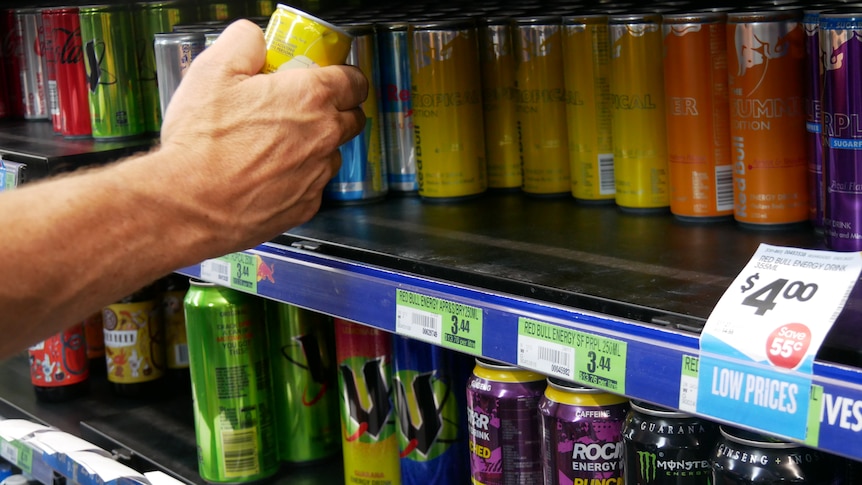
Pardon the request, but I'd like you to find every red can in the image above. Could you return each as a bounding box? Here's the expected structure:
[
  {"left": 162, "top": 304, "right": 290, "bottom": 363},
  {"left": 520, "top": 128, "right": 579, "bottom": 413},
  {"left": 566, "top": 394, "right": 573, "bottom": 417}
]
[
  {"left": 28, "top": 323, "right": 90, "bottom": 402},
  {"left": 2, "top": 9, "right": 25, "bottom": 118},
  {"left": 40, "top": 8, "right": 60, "bottom": 132},
  {"left": 43, "top": 7, "right": 91, "bottom": 138}
]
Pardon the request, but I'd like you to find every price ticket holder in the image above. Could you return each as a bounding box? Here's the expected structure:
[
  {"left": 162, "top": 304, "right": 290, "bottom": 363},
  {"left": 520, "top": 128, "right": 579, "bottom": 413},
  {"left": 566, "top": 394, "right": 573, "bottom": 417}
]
[{"left": 0, "top": 158, "right": 26, "bottom": 191}]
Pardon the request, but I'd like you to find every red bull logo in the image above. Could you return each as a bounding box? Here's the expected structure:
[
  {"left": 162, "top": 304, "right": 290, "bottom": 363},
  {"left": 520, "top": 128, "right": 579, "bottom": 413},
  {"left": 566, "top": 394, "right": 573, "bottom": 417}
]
[{"left": 731, "top": 20, "right": 800, "bottom": 93}]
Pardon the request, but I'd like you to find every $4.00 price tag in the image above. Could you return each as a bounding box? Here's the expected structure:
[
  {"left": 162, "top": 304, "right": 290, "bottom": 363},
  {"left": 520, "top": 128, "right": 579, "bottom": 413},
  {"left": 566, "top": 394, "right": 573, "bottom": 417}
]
[
  {"left": 696, "top": 244, "right": 862, "bottom": 440},
  {"left": 395, "top": 289, "right": 484, "bottom": 355}
]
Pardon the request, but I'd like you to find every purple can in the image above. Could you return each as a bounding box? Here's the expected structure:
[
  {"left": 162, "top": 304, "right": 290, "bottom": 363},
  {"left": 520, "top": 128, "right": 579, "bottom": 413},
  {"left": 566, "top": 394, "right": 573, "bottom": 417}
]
[
  {"left": 14, "top": 8, "right": 49, "bottom": 120},
  {"left": 466, "top": 359, "right": 545, "bottom": 485},
  {"left": 539, "top": 379, "right": 628, "bottom": 485},
  {"left": 804, "top": 8, "right": 825, "bottom": 230},
  {"left": 821, "top": 11, "right": 862, "bottom": 251}
]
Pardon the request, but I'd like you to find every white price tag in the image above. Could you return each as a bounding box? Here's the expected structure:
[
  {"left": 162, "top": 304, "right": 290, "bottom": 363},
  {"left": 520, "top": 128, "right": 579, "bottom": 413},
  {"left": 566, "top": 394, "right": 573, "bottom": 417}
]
[
  {"left": 200, "top": 259, "right": 231, "bottom": 284},
  {"left": 518, "top": 334, "right": 576, "bottom": 381},
  {"left": 395, "top": 305, "right": 442, "bottom": 345}
]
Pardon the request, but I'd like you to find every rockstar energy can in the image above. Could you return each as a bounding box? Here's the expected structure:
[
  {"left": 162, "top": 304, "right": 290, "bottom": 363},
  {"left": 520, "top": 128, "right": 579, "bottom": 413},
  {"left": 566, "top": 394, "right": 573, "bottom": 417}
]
[
  {"left": 513, "top": 15, "right": 570, "bottom": 196},
  {"left": 562, "top": 13, "right": 615, "bottom": 203},
  {"left": 727, "top": 8, "right": 808, "bottom": 227},
  {"left": 609, "top": 13, "right": 669, "bottom": 212},
  {"left": 410, "top": 19, "right": 487, "bottom": 200},
  {"left": 663, "top": 11, "right": 733, "bottom": 221}
]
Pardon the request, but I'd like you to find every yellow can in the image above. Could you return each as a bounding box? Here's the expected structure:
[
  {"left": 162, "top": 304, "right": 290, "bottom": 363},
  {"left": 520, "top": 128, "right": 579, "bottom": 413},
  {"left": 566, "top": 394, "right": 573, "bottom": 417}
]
[
  {"left": 563, "top": 13, "right": 615, "bottom": 203},
  {"left": 410, "top": 19, "right": 487, "bottom": 200},
  {"left": 513, "top": 15, "right": 570, "bottom": 196},
  {"left": 262, "top": 3, "right": 352, "bottom": 72},
  {"left": 609, "top": 13, "right": 670, "bottom": 211}
]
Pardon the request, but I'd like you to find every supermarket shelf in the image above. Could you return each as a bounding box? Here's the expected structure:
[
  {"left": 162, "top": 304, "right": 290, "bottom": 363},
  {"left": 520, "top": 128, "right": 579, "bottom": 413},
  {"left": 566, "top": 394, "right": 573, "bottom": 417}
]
[{"left": 178, "top": 192, "right": 862, "bottom": 461}]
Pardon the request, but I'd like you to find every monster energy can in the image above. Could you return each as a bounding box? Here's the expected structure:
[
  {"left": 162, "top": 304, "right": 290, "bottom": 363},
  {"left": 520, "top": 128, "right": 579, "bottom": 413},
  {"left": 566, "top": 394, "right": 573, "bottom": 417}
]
[
  {"left": 183, "top": 280, "right": 279, "bottom": 483},
  {"left": 622, "top": 400, "right": 718, "bottom": 484},
  {"left": 266, "top": 302, "right": 340, "bottom": 464}
]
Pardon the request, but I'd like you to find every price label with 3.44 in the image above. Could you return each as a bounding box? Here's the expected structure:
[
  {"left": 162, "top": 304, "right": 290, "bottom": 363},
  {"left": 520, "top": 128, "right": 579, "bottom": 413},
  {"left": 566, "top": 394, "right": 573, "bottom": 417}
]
[{"left": 696, "top": 244, "right": 862, "bottom": 440}]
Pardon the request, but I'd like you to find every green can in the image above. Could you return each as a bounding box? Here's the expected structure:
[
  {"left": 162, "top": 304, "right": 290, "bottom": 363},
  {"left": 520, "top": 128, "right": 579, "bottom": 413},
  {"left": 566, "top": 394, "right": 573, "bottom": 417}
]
[
  {"left": 183, "top": 281, "right": 279, "bottom": 483},
  {"left": 79, "top": 4, "right": 146, "bottom": 140},
  {"left": 266, "top": 302, "right": 340, "bottom": 464},
  {"left": 135, "top": 1, "right": 196, "bottom": 133}
]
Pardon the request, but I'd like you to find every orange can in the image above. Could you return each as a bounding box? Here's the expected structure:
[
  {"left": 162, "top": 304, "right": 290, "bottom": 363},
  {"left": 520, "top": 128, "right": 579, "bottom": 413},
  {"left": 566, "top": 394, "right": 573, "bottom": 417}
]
[
  {"left": 726, "top": 8, "right": 808, "bottom": 227},
  {"left": 663, "top": 11, "right": 733, "bottom": 221}
]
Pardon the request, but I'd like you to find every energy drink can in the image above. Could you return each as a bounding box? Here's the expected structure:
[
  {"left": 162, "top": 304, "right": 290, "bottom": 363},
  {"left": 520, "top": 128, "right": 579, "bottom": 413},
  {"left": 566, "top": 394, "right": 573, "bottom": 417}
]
[
  {"left": 160, "top": 274, "right": 190, "bottom": 383},
  {"left": 622, "top": 400, "right": 718, "bottom": 484},
  {"left": 3, "top": 9, "right": 25, "bottom": 118},
  {"left": 15, "top": 9, "right": 49, "bottom": 120},
  {"left": 82, "top": 311, "right": 106, "bottom": 376},
  {"left": 562, "top": 13, "right": 615, "bottom": 203},
  {"left": 28, "top": 323, "right": 89, "bottom": 403},
  {"left": 199, "top": 0, "right": 245, "bottom": 22},
  {"left": 392, "top": 336, "right": 472, "bottom": 485},
  {"left": 727, "top": 8, "right": 807, "bottom": 227},
  {"left": 712, "top": 426, "right": 835, "bottom": 484},
  {"left": 466, "top": 358, "right": 545, "bottom": 485},
  {"left": 79, "top": 4, "right": 146, "bottom": 140},
  {"left": 325, "top": 22, "right": 388, "bottom": 204},
  {"left": 335, "top": 319, "right": 400, "bottom": 485},
  {"left": 42, "top": 7, "right": 92, "bottom": 138},
  {"left": 266, "top": 302, "right": 340, "bottom": 464},
  {"left": 513, "top": 15, "right": 570, "bottom": 197},
  {"left": 804, "top": 8, "right": 826, "bottom": 230},
  {"left": 478, "top": 15, "right": 521, "bottom": 191},
  {"left": 663, "top": 11, "right": 733, "bottom": 221},
  {"left": 539, "top": 379, "right": 628, "bottom": 485},
  {"left": 154, "top": 32, "right": 205, "bottom": 117},
  {"left": 183, "top": 281, "right": 279, "bottom": 484},
  {"left": 261, "top": 4, "right": 353, "bottom": 72},
  {"left": 377, "top": 21, "right": 418, "bottom": 194},
  {"left": 609, "top": 12, "right": 669, "bottom": 212},
  {"left": 410, "top": 18, "right": 487, "bottom": 200},
  {"left": 40, "top": 9, "right": 60, "bottom": 132},
  {"left": 821, "top": 11, "right": 862, "bottom": 251}
]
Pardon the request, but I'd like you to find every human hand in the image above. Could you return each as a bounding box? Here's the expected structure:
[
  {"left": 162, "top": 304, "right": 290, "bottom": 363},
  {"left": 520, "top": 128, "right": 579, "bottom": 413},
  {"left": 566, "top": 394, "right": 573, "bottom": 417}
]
[{"left": 158, "top": 19, "right": 367, "bottom": 253}]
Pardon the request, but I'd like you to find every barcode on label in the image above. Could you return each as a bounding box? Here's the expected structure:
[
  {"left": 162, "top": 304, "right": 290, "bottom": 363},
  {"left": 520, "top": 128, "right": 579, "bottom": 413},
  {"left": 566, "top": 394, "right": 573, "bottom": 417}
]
[
  {"left": 0, "top": 441, "right": 17, "bottom": 464},
  {"left": 413, "top": 312, "right": 439, "bottom": 331},
  {"left": 220, "top": 427, "right": 259, "bottom": 476},
  {"left": 397, "top": 306, "right": 442, "bottom": 343},
  {"left": 48, "top": 81, "right": 59, "bottom": 115},
  {"left": 202, "top": 259, "right": 231, "bottom": 283},
  {"left": 538, "top": 345, "right": 570, "bottom": 367},
  {"left": 715, "top": 165, "right": 733, "bottom": 212},
  {"left": 598, "top": 153, "right": 615, "bottom": 195}
]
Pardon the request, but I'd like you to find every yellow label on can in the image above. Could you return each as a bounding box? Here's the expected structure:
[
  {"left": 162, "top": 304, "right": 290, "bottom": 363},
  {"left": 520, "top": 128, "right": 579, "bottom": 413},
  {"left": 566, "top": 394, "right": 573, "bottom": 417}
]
[
  {"left": 103, "top": 300, "right": 165, "bottom": 384},
  {"left": 262, "top": 4, "right": 352, "bottom": 72},
  {"left": 610, "top": 20, "right": 669, "bottom": 209},
  {"left": 411, "top": 25, "right": 487, "bottom": 199},
  {"left": 162, "top": 290, "right": 189, "bottom": 370}
]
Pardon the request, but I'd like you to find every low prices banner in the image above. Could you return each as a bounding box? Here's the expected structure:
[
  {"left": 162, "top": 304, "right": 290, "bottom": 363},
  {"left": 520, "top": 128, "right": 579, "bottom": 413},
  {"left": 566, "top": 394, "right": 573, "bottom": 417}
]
[{"left": 697, "top": 244, "right": 862, "bottom": 440}]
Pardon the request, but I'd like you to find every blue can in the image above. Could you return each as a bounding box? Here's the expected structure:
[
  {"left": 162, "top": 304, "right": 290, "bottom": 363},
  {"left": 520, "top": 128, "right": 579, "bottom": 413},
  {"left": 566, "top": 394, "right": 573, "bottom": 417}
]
[
  {"left": 377, "top": 20, "right": 417, "bottom": 194},
  {"left": 392, "top": 336, "right": 472, "bottom": 484},
  {"left": 804, "top": 8, "right": 826, "bottom": 230},
  {"left": 324, "top": 22, "right": 388, "bottom": 204}
]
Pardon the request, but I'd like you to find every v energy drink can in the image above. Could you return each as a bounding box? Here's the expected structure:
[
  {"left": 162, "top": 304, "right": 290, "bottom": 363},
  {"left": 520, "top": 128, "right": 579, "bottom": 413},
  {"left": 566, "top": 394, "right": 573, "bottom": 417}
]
[
  {"left": 183, "top": 281, "right": 279, "bottom": 484},
  {"left": 563, "top": 13, "right": 615, "bottom": 203},
  {"left": 467, "top": 358, "right": 545, "bottom": 485},
  {"left": 15, "top": 9, "right": 49, "bottom": 120},
  {"left": 478, "top": 15, "right": 521, "bottom": 191},
  {"left": 154, "top": 32, "right": 205, "bottom": 117},
  {"left": 663, "top": 11, "right": 733, "bottom": 221},
  {"left": 79, "top": 4, "right": 146, "bottom": 139},
  {"left": 393, "top": 336, "right": 472, "bottom": 485},
  {"left": 539, "top": 379, "right": 628, "bottom": 485},
  {"left": 727, "top": 9, "right": 808, "bottom": 227},
  {"left": 335, "top": 319, "right": 400, "bottom": 485},
  {"left": 622, "top": 400, "right": 718, "bottom": 484},
  {"left": 42, "top": 7, "right": 92, "bottom": 138},
  {"left": 609, "top": 13, "right": 669, "bottom": 212},
  {"left": 266, "top": 302, "right": 340, "bottom": 464},
  {"left": 804, "top": 8, "right": 826, "bottom": 230}
]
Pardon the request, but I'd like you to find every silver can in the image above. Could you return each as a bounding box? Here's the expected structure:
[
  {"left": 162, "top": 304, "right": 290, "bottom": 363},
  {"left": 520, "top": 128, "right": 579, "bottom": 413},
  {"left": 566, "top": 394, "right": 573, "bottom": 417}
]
[
  {"left": 154, "top": 32, "right": 205, "bottom": 117},
  {"left": 15, "top": 8, "right": 49, "bottom": 120}
]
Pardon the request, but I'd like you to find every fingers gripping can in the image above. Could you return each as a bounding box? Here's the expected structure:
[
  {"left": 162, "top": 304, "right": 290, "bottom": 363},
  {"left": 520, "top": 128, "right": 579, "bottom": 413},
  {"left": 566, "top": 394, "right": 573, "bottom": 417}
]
[
  {"left": 261, "top": 3, "right": 352, "bottom": 71},
  {"left": 183, "top": 281, "right": 279, "bottom": 483}
]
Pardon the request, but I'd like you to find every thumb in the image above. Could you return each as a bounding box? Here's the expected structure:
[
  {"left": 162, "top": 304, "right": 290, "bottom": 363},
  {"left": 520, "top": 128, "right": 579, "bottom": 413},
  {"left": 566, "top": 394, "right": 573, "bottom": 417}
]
[{"left": 193, "top": 19, "right": 266, "bottom": 78}]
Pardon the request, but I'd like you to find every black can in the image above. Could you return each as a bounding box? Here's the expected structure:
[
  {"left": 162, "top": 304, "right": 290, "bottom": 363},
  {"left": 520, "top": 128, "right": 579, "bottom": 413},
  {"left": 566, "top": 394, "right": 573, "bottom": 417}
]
[
  {"left": 711, "top": 426, "right": 837, "bottom": 484},
  {"left": 622, "top": 400, "right": 719, "bottom": 484}
]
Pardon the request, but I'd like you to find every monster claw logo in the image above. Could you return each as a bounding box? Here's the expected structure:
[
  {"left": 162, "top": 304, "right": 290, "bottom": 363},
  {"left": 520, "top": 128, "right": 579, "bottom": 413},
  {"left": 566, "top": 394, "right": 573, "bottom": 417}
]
[{"left": 637, "top": 451, "right": 657, "bottom": 482}]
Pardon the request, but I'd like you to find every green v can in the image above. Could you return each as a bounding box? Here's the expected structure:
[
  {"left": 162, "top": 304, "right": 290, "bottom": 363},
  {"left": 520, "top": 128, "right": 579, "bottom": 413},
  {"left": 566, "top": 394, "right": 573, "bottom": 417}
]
[
  {"left": 183, "top": 281, "right": 279, "bottom": 483},
  {"left": 265, "top": 302, "right": 340, "bottom": 464},
  {"left": 79, "top": 4, "right": 146, "bottom": 140}
]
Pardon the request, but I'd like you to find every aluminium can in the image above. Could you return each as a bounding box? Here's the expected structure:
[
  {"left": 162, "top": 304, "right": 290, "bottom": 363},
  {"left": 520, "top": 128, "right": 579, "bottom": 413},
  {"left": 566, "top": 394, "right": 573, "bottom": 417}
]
[
  {"left": 410, "top": 18, "right": 487, "bottom": 200},
  {"left": 42, "top": 7, "right": 92, "bottom": 138},
  {"left": 622, "top": 400, "right": 718, "bottom": 484},
  {"left": 266, "top": 302, "right": 340, "bottom": 464},
  {"left": 79, "top": 4, "right": 146, "bottom": 140},
  {"left": 334, "top": 318, "right": 401, "bottom": 485},
  {"left": 392, "top": 336, "right": 473, "bottom": 485},
  {"left": 325, "top": 22, "right": 388, "bottom": 204},
  {"left": 154, "top": 32, "right": 205, "bottom": 116},
  {"left": 804, "top": 8, "right": 826, "bottom": 230},
  {"left": 562, "top": 13, "right": 615, "bottom": 203},
  {"left": 15, "top": 9, "right": 49, "bottom": 120},
  {"left": 711, "top": 426, "right": 835, "bottom": 484},
  {"left": 40, "top": 9, "right": 60, "bottom": 132},
  {"left": 377, "top": 21, "right": 417, "bottom": 194},
  {"left": 609, "top": 13, "right": 670, "bottom": 212},
  {"left": 513, "top": 15, "right": 570, "bottom": 196},
  {"left": 261, "top": 4, "right": 352, "bottom": 72},
  {"left": 478, "top": 15, "right": 521, "bottom": 191},
  {"left": 663, "top": 11, "right": 733, "bottom": 221},
  {"left": 539, "top": 379, "right": 628, "bottom": 485},
  {"left": 821, "top": 11, "right": 862, "bottom": 251},
  {"left": 726, "top": 8, "right": 808, "bottom": 227},
  {"left": 2, "top": 9, "right": 25, "bottom": 118},
  {"left": 466, "top": 358, "right": 545, "bottom": 485},
  {"left": 183, "top": 280, "right": 279, "bottom": 484}
]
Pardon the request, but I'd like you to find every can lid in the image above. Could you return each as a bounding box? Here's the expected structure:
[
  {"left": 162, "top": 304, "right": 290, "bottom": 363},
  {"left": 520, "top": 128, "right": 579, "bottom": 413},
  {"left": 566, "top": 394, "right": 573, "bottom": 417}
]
[
  {"left": 726, "top": 7, "right": 803, "bottom": 23},
  {"left": 273, "top": 3, "right": 351, "bottom": 38},
  {"left": 719, "top": 426, "right": 799, "bottom": 449},
  {"left": 341, "top": 22, "right": 374, "bottom": 35},
  {"left": 154, "top": 32, "right": 206, "bottom": 43},
  {"left": 478, "top": 13, "right": 526, "bottom": 25},
  {"left": 40, "top": 7, "right": 80, "bottom": 14},
  {"left": 547, "top": 377, "right": 605, "bottom": 393},
  {"left": 78, "top": 4, "right": 130, "bottom": 13},
  {"left": 608, "top": 12, "right": 662, "bottom": 24},
  {"left": 475, "top": 357, "right": 518, "bottom": 370},
  {"left": 513, "top": 15, "right": 562, "bottom": 25},
  {"left": 410, "top": 18, "right": 476, "bottom": 31},
  {"left": 662, "top": 11, "right": 726, "bottom": 24},
  {"left": 376, "top": 20, "right": 409, "bottom": 31},
  {"left": 561, "top": 13, "right": 609, "bottom": 25},
  {"left": 629, "top": 400, "right": 693, "bottom": 418},
  {"left": 189, "top": 279, "right": 217, "bottom": 287},
  {"left": 820, "top": 8, "right": 862, "bottom": 27}
]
